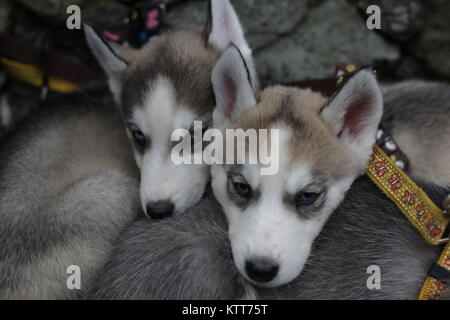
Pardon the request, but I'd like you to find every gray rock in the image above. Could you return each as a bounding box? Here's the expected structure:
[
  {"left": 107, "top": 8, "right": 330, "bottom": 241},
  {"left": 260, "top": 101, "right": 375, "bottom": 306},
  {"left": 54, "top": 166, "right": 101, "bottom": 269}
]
[
  {"left": 165, "top": 1, "right": 208, "bottom": 33},
  {"left": 254, "top": 0, "right": 400, "bottom": 84},
  {"left": 231, "top": 0, "right": 309, "bottom": 50},
  {"left": 407, "top": 0, "right": 450, "bottom": 80},
  {"left": 357, "top": 0, "right": 425, "bottom": 42},
  {"left": 165, "top": 0, "right": 309, "bottom": 50}
]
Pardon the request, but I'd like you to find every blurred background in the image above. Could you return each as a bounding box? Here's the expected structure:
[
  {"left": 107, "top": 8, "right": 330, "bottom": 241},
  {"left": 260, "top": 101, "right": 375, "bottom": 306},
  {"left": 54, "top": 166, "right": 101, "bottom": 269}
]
[{"left": 0, "top": 0, "right": 449, "bottom": 136}]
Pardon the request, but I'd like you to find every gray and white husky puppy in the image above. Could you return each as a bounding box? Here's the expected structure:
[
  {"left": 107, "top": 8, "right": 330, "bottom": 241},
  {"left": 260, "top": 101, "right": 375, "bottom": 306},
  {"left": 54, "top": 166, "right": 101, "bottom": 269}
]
[
  {"left": 85, "top": 0, "right": 256, "bottom": 218},
  {"left": 88, "top": 46, "right": 450, "bottom": 300},
  {"left": 0, "top": 0, "right": 253, "bottom": 299}
]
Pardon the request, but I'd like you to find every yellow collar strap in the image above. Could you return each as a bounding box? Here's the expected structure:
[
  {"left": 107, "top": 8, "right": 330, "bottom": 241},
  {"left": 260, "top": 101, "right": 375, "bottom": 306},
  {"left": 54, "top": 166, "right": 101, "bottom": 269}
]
[
  {"left": 366, "top": 145, "right": 450, "bottom": 300},
  {"left": 366, "top": 145, "right": 449, "bottom": 245},
  {"left": 1, "top": 57, "right": 79, "bottom": 94},
  {"left": 419, "top": 243, "right": 450, "bottom": 300}
]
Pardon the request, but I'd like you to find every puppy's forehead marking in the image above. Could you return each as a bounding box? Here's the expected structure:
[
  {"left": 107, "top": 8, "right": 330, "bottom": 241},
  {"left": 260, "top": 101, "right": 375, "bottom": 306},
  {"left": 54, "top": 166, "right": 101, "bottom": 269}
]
[
  {"left": 121, "top": 31, "right": 219, "bottom": 120},
  {"left": 257, "top": 126, "right": 310, "bottom": 196},
  {"left": 131, "top": 76, "right": 201, "bottom": 154},
  {"left": 238, "top": 86, "right": 356, "bottom": 179},
  {"left": 131, "top": 76, "right": 176, "bottom": 136}
]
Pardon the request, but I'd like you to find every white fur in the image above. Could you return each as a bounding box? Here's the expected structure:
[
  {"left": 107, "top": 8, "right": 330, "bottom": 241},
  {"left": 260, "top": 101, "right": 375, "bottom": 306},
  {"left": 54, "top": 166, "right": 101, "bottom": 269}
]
[
  {"left": 208, "top": 0, "right": 258, "bottom": 90},
  {"left": 131, "top": 77, "right": 209, "bottom": 215},
  {"left": 240, "top": 283, "right": 259, "bottom": 300},
  {"left": 209, "top": 0, "right": 251, "bottom": 58}
]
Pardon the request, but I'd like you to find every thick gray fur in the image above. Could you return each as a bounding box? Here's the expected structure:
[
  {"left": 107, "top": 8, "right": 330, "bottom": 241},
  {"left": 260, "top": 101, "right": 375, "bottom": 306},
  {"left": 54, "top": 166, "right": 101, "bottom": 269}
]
[
  {"left": 86, "top": 190, "right": 250, "bottom": 300},
  {"left": 0, "top": 85, "right": 141, "bottom": 299},
  {"left": 382, "top": 80, "right": 450, "bottom": 187},
  {"left": 87, "top": 176, "right": 449, "bottom": 300}
]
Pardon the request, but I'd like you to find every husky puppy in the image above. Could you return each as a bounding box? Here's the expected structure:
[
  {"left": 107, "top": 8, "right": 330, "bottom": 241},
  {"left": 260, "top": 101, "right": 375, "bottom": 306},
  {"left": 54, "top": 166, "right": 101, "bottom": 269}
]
[
  {"left": 85, "top": 0, "right": 256, "bottom": 218},
  {"left": 209, "top": 47, "right": 383, "bottom": 288},
  {"left": 87, "top": 47, "right": 449, "bottom": 300},
  {"left": 0, "top": 0, "right": 254, "bottom": 299},
  {"left": 382, "top": 81, "right": 450, "bottom": 188}
]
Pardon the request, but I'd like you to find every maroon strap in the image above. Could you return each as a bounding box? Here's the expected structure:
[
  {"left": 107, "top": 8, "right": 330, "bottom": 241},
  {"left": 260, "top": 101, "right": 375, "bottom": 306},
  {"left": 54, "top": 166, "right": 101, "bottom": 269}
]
[
  {"left": 287, "top": 64, "right": 365, "bottom": 96},
  {"left": 287, "top": 77, "right": 337, "bottom": 97}
]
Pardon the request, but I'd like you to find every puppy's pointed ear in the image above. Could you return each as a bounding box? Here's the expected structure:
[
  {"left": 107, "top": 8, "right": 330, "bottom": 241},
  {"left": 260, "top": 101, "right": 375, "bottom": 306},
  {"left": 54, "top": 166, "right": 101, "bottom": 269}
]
[
  {"left": 321, "top": 68, "right": 383, "bottom": 167},
  {"left": 84, "top": 24, "right": 128, "bottom": 104},
  {"left": 204, "top": 0, "right": 259, "bottom": 91},
  {"left": 204, "top": 0, "right": 250, "bottom": 55},
  {"left": 212, "top": 45, "right": 257, "bottom": 130}
]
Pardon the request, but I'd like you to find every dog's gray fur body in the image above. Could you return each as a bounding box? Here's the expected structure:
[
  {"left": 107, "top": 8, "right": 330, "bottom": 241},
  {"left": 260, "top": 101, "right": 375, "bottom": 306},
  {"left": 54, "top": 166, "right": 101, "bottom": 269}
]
[
  {"left": 87, "top": 176, "right": 448, "bottom": 300},
  {"left": 382, "top": 80, "right": 450, "bottom": 187},
  {"left": 87, "top": 191, "right": 249, "bottom": 300},
  {"left": 0, "top": 86, "right": 141, "bottom": 299}
]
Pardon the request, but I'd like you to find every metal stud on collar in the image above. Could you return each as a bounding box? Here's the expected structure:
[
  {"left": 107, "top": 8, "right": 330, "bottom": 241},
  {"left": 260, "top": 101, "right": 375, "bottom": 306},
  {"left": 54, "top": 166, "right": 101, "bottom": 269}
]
[{"left": 443, "top": 195, "right": 450, "bottom": 220}]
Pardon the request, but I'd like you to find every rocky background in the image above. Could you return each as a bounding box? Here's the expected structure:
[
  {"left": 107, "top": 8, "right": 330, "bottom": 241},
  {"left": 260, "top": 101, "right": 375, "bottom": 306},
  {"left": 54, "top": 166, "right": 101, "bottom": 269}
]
[{"left": 0, "top": 0, "right": 449, "bottom": 134}]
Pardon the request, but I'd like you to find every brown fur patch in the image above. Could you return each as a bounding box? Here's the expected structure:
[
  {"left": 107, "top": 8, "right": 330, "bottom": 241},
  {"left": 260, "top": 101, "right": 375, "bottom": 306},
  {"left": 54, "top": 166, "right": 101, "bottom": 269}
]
[{"left": 236, "top": 86, "right": 358, "bottom": 180}]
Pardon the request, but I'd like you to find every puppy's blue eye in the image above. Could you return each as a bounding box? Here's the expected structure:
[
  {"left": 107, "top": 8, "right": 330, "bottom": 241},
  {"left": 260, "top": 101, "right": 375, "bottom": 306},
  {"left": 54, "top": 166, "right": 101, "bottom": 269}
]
[
  {"left": 132, "top": 130, "right": 145, "bottom": 147},
  {"left": 233, "top": 182, "right": 252, "bottom": 198},
  {"left": 296, "top": 192, "right": 319, "bottom": 206}
]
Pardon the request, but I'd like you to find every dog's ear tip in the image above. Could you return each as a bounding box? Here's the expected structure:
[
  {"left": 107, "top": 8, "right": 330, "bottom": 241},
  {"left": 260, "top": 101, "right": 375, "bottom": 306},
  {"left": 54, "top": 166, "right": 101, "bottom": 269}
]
[
  {"left": 83, "top": 23, "right": 95, "bottom": 36},
  {"left": 82, "top": 22, "right": 101, "bottom": 37},
  {"left": 356, "top": 66, "right": 377, "bottom": 78},
  {"left": 82, "top": 21, "right": 92, "bottom": 29}
]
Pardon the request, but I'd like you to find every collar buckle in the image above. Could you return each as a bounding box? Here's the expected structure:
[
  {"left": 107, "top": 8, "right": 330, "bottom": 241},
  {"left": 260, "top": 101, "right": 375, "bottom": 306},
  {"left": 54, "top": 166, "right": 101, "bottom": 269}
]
[{"left": 439, "top": 226, "right": 450, "bottom": 244}]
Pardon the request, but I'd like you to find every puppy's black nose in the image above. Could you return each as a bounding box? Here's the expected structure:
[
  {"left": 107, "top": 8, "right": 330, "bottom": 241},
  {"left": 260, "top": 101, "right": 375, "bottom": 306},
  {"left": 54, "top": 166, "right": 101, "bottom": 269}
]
[
  {"left": 245, "top": 259, "right": 279, "bottom": 283},
  {"left": 146, "top": 200, "right": 174, "bottom": 219}
]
